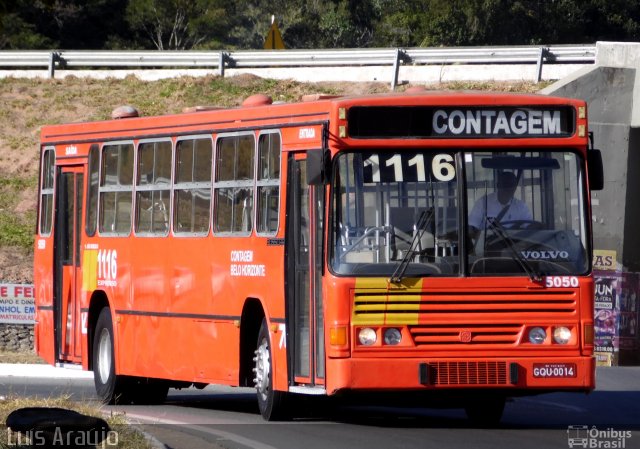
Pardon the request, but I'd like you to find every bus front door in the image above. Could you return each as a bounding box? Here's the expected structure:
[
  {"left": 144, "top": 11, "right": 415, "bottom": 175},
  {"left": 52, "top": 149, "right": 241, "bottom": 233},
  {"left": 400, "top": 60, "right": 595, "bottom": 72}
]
[
  {"left": 53, "top": 165, "right": 84, "bottom": 363},
  {"left": 286, "top": 154, "right": 325, "bottom": 390}
]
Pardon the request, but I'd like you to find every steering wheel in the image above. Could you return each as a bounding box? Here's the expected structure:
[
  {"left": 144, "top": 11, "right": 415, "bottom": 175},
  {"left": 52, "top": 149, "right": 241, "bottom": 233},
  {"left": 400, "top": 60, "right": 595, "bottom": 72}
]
[{"left": 498, "top": 220, "right": 545, "bottom": 230}]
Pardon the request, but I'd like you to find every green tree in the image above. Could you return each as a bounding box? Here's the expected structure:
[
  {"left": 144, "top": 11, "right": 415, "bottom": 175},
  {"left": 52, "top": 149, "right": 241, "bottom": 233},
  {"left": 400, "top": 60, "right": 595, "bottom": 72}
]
[
  {"left": 2, "top": 0, "right": 640, "bottom": 50},
  {"left": 125, "top": 0, "right": 231, "bottom": 50},
  {"left": 228, "top": 0, "right": 326, "bottom": 49},
  {"left": 0, "top": 13, "right": 53, "bottom": 49},
  {"left": 1, "top": 0, "right": 131, "bottom": 49},
  {"left": 579, "top": 0, "right": 640, "bottom": 42},
  {"left": 0, "top": 0, "right": 52, "bottom": 49},
  {"left": 370, "top": 0, "right": 430, "bottom": 47},
  {"left": 419, "top": 0, "right": 471, "bottom": 46},
  {"left": 318, "top": 1, "right": 357, "bottom": 48},
  {"left": 229, "top": 0, "right": 381, "bottom": 49},
  {"left": 415, "top": 0, "right": 640, "bottom": 47},
  {"left": 313, "top": 0, "right": 379, "bottom": 48}
]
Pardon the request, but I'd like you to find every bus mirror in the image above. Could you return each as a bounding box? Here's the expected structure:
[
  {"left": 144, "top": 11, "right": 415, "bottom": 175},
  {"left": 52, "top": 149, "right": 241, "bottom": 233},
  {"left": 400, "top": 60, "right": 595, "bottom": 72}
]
[
  {"left": 307, "top": 150, "right": 329, "bottom": 185},
  {"left": 588, "top": 149, "right": 604, "bottom": 191}
]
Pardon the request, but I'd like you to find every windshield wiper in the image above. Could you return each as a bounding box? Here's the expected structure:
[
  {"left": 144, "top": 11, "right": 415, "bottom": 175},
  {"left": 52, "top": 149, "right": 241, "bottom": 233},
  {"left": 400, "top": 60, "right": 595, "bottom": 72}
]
[
  {"left": 485, "top": 217, "right": 542, "bottom": 282},
  {"left": 390, "top": 207, "right": 434, "bottom": 283}
]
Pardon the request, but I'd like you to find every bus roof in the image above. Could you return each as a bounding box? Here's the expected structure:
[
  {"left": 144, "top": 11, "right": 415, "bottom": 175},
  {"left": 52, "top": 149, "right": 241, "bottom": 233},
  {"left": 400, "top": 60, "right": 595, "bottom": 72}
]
[{"left": 39, "top": 91, "right": 586, "bottom": 145}]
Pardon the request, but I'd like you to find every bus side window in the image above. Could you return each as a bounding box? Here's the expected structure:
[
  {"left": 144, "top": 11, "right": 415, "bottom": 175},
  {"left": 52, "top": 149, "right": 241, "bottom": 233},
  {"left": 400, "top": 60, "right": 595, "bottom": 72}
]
[
  {"left": 213, "top": 134, "right": 255, "bottom": 235},
  {"left": 174, "top": 137, "right": 212, "bottom": 235},
  {"left": 257, "top": 132, "right": 281, "bottom": 235},
  {"left": 86, "top": 144, "right": 100, "bottom": 237},
  {"left": 39, "top": 148, "right": 55, "bottom": 236},
  {"left": 135, "top": 140, "right": 171, "bottom": 236},
  {"left": 99, "top": 143, "right": 133, "bottom": 235}
]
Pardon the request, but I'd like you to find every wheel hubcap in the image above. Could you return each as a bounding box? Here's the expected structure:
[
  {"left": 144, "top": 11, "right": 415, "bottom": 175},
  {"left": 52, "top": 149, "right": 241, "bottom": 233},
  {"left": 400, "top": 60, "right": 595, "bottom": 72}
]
[
  {"left": 254, "top": 338, "right": 270, "bottom": 401},
  {"left": 97, "top": 329, "right": 112, "bottom": 384}
]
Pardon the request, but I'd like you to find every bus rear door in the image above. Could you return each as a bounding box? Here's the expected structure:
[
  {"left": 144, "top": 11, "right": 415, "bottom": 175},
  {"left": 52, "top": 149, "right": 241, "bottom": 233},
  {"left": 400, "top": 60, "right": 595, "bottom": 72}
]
[{"left": 53, "top": 164, "right": 85, "bottom": 363}]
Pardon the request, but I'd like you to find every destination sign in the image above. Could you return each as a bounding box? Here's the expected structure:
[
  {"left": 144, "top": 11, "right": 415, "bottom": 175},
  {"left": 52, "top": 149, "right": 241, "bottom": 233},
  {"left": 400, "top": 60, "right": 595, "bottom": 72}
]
[{"left": 347, "top": 106, "right": 575, "bottom": 139}]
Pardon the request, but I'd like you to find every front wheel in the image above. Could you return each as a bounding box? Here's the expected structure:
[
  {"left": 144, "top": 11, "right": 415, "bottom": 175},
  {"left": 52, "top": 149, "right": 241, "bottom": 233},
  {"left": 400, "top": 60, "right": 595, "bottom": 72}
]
[
  {"left": 93, "top": 308, "right": 131, "bottom": 404},
  {"left": 254, "top": 319, "right": 289, "bottom": 420}
]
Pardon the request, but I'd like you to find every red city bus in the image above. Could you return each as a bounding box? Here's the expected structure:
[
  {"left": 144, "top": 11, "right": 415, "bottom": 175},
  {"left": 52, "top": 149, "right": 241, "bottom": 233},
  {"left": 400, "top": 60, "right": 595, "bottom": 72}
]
[{"left": 34, "top": 91, "right": 603, "bottom": 423}]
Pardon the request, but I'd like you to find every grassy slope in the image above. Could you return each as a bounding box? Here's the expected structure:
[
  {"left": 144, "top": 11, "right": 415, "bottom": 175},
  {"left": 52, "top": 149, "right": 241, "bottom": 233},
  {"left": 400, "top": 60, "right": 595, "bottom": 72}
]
[{"left": 0, "top": 75, "right": 543, "bottom": 283}]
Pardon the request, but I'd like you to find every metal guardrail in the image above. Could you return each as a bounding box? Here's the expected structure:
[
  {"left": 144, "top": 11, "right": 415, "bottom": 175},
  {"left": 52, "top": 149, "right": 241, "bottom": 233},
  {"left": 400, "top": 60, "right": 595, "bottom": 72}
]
[{"left": 0, "top": 45, "right": 596, "bottom": 88}]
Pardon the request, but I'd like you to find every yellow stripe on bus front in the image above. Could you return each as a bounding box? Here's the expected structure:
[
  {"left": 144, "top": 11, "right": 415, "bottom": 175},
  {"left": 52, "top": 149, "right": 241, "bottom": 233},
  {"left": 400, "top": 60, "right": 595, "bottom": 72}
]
[
  {"left": 353, "top": 277, "right": 423, "bottom": 326},
  {"left": 82, "top": 249, "right": 98, "bottom": 291}
]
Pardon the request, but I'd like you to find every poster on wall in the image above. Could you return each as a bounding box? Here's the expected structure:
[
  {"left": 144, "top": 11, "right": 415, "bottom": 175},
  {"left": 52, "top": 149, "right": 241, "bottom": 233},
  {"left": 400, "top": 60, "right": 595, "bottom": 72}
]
[
  {"left": 0, "top": 284, "right": 35, "bottom": 324},
  {"left": 593, "top": 249, "right": 617, "bottom": 271},
  {"left": 618, "top": 272, "right": 639, "bottom": 352},
  {"left": 594, "top": 274, "right": 619, "bottom": 366}
]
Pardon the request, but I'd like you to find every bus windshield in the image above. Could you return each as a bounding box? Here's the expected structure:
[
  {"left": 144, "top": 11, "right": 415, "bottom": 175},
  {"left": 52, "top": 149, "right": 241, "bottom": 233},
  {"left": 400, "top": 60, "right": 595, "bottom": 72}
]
[{"left": 330, "top": 150, "right": 589, "bottom": 277}]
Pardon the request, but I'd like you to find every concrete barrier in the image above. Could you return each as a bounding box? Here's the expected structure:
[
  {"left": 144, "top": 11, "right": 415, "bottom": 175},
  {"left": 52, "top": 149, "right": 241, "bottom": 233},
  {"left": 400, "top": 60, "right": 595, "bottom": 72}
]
[
  {"left": 0, "top": 63, "right": 590, "bottom": 84},
  {"left": 541, "top": 42, "right": 640, "bottom": 273}
]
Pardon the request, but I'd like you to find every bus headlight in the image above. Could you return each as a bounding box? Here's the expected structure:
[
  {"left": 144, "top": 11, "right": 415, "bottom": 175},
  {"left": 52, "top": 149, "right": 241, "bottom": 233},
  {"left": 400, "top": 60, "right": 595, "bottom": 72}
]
[
  {"left": 553, "top": 326, "right": 572, "bottom": 345},
  {"left": 358, "top": 328, "right": 377, "bottom": 346},
  {"left": 383, "top": 328, "right": 402, "bottom": 345},
  {"left": 528, "top": 327, "right": 547, "bottom": 344}
]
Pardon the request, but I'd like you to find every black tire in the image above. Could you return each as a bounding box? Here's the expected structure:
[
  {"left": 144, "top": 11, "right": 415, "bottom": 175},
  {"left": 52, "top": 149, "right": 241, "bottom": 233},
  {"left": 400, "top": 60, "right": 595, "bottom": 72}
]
[
  {"left": 254, "top": 319, "right": 289, "bottom": 420},
  {"left": 6, "top": 407, "right": 110, "bottom": 447},
  {"left": 464, "top": 396, "right": 506, "bottom": 427},
  {"left": 93, "top": 308, "right": 132, "bottom": 404}
]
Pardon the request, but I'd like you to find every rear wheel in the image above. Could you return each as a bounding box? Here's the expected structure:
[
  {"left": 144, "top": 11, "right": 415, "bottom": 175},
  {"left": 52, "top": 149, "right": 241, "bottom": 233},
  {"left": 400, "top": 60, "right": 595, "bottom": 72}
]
[
  {"left": 254, "top": 319, "right": 289, "bottom": 420},
  {"left": 93, "top": 308, "right": 132, "bottom": 404}
]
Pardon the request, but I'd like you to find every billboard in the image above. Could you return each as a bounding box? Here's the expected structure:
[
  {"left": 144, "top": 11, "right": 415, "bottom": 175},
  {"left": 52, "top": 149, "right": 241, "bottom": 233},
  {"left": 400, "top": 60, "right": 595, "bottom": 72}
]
[{"left": 0, "top": 284, "right": 35, "bottom": 324}]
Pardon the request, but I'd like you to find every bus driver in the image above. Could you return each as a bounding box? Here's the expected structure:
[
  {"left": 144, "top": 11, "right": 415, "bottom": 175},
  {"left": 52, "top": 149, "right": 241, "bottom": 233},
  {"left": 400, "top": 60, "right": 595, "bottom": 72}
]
[{"left": 468, "top": 171, "right": 532, "bottom": 236}]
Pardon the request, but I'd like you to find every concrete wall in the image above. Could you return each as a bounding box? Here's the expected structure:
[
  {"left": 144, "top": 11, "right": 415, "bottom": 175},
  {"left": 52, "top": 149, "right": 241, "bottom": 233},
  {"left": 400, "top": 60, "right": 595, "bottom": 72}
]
[
  {"left": 0, "top": 324, "right": 34, "bottom": 352},
  {"left": 541, "top": 42, "right": 640, "bottom": 270},
  {"left": 624, "top": 128, "right": 640, "bottom": 271},
  {"left": 0, "top": 63, "right": 590, "bottom": 84},
  {"left": 594, "top": 42, "right": 640, "bottom": 127}
]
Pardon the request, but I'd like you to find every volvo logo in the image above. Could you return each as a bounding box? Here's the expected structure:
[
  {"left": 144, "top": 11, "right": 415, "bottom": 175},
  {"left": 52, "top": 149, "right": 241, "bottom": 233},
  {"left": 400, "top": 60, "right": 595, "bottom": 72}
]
[{"left": 520, "top": 250, "right": 569, "bottom": 260}]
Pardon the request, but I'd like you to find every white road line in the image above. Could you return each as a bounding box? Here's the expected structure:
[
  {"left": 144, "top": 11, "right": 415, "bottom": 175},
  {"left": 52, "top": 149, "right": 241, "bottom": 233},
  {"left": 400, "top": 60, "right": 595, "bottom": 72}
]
[
  {"left": 122, "top": 412, "right": 282, "bottom": 449},
  {"left": 0, "top": 364, "right": 92, "bottom": 379}
]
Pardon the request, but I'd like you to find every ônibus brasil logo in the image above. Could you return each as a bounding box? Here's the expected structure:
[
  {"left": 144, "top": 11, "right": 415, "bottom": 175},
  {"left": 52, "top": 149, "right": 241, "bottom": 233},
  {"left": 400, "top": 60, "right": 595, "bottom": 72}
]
[{"left": 567, "top": 426, "right": 632, "bottom": 448}]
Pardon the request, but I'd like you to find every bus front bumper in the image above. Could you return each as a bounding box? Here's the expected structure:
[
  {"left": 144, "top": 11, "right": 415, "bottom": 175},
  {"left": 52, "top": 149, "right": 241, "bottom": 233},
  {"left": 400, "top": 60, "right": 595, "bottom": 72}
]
[{"left": 327, "top": 356, "right": 595, "bottom": 394}]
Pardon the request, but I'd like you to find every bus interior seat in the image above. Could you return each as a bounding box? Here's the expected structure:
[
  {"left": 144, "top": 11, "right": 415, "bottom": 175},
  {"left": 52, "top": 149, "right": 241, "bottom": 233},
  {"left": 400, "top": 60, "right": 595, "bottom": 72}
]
[
  {"left": 116, "top": 199, "right": 132, "bottom": 232},
  {"left": 343, "top": 251, "right": 377, "bottom": 263},
  {"left": 389, "top": 207, "right": 435, "bottom": 257},
  {"left": 240, "top": 190, "right": 253, "bottom": 233},
  {"left": 153, "top": 197, "right": 169, "bottom": 233},
  {"left": 436, "top": 206, "right": 459, "bottom": 236}
]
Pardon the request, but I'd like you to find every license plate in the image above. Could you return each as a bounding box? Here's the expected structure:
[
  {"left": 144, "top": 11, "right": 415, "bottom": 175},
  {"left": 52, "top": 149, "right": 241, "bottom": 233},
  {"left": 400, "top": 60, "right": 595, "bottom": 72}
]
[{"left": 533, "top": 363, "right": 577, "bottom": 378}]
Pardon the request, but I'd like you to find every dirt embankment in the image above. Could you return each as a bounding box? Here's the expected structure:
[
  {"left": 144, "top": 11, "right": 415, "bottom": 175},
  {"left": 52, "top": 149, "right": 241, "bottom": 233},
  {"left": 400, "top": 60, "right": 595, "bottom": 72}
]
[{"left": 0, "top": 75, "right": 540, "bottom": 283}]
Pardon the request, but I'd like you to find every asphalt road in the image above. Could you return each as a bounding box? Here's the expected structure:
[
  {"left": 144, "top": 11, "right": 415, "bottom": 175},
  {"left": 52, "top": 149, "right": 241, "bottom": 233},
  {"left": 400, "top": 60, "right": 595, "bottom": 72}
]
[{"left": 1, "top": 367, "right": 638, "bottom": 449}]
